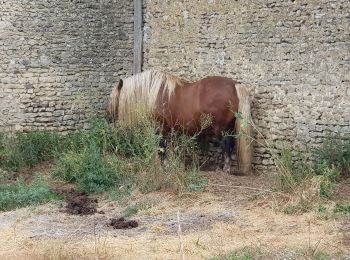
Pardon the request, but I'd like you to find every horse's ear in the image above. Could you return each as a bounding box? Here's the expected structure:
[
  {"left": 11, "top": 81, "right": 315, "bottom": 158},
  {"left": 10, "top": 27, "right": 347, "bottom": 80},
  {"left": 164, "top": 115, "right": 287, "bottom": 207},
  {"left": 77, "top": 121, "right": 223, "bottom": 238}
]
[{"left": 117, "top": 79, "right": 123, "bottom": 90}]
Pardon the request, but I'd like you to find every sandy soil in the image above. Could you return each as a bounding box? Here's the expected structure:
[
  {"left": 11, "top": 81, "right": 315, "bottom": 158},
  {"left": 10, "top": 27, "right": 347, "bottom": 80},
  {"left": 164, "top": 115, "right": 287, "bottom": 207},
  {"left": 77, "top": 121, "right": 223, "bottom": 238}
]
[{"left": 0, "top": 171, "right": 349, "bottom": 260}]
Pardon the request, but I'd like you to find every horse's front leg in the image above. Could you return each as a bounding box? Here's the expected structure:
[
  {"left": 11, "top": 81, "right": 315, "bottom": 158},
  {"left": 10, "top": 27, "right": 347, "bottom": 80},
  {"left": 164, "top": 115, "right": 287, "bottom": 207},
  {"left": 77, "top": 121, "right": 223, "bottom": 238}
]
[
  {"left": 158, "top": 135, "right": 168, "bottom": 165},
  {"left": 220, "top": 135, "right": 234, "bottom": 174}
]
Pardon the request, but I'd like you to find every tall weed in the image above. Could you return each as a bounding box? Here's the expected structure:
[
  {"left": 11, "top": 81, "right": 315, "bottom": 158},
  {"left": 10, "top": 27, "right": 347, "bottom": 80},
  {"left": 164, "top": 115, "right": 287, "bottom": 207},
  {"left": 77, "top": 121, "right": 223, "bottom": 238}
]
[
  {"left": 0, "top": 132, "right": 63, "bottom": 171},
  {"left": 313, "top": 136, "right": 350, "bottom": 177},
  {"left": 275, "top": 147, "right": 341, "bottom": 214}
]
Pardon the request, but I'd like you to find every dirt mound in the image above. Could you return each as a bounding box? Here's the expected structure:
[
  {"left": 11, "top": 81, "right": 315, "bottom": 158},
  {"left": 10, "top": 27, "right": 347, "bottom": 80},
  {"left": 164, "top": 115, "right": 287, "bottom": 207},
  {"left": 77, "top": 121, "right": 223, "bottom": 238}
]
[
  {"left": 65, "top": 192, "right": 97, "bottom": 215},
  {"left": 109, "top": 217, "right": 138, "bottom": 229}
]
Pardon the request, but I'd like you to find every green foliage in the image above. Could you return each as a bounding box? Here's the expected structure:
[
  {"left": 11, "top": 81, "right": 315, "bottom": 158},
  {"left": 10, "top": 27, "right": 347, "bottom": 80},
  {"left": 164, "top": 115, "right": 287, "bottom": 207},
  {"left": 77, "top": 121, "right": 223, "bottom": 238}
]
[
  {"left": 0, "top": 177, "right": 59, "bottom": 211},
  {"left": 111, "top": 121, "right": 161, "bottom": 159},
  {"left": 275, "top": 146, "right": 344, "bottom": 214},
  {"left": 57, "top": 117, "right": 119, "bottom": 154},
  {"left": 313, "top": 136, "right": 350, "bottom": 177},
  {"left": 212, "top": 248, "right": 339, "bottom": 260},
  {"left": 52, "top": 144, "right": 124, "bottom": 194},
  {"left": 0, "top": 131, "right": 63, "bottom": 171},
  {"left": 186, "top": 171, "right": 208, "bottom": 192},
  {"left": 313, "top": 251, "right": 331, "bottom": 260},
  {"left": 334, "top": 204, "right": 350, "bottom": 215},
  {"left": 276, "top": 148, "right": 313, "bottom": 193},
  {"left": 282, "top": 199, "right": 313, "bottom": 215},
  {"left": 157, "top": 132, "right": 208, "bottom": 194},
  {"left": 122, "top": 199, "right": 158, "bottom": 218},
  {"left": 1, "top": 115, "right": 206, "bottom": 204},
  {"left": 122, "top": 205, "right": 139, "bottom": 218}
]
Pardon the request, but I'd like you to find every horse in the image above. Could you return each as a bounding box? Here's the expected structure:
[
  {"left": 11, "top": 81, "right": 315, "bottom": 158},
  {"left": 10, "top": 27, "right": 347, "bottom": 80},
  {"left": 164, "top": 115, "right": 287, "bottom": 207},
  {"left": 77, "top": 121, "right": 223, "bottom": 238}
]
[{"left": 106, "top": 70, "right": 253, "bottom": 175}]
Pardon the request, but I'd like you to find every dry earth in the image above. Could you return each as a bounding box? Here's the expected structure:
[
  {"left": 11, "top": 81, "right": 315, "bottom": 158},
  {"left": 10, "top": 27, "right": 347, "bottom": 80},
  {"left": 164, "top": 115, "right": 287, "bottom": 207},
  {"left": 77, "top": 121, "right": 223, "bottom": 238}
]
[{"left": 0, "top": 171, "right": 349, "bottom": 260}]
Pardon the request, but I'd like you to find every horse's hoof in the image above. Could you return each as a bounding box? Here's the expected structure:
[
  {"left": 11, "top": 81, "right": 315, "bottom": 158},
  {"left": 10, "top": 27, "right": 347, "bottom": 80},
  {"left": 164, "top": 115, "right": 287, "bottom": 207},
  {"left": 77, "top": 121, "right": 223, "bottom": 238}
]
[{"left": 223, "top": 165, "right": 231, "bottom": 174}]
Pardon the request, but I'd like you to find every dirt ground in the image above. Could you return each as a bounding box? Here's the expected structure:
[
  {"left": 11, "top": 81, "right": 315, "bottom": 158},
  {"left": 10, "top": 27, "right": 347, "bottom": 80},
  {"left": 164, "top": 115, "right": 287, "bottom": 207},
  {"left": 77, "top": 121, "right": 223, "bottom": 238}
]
[{"left": 0, "top": 171, "right": 349, "bottom": 260}]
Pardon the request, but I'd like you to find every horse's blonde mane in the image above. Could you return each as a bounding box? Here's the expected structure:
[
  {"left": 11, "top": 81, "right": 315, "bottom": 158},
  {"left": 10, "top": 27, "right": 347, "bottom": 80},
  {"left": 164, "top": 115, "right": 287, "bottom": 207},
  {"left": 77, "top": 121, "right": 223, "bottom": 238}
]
[{"left": 115, "top": 70, "right": 183, "bottom": 124}]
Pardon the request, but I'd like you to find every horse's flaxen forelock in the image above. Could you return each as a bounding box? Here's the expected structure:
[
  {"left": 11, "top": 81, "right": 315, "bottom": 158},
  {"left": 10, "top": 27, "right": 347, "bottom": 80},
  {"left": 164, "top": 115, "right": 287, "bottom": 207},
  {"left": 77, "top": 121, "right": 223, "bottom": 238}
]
[{"left": 115, "top": 70, "right": 183, "bottom": 124}]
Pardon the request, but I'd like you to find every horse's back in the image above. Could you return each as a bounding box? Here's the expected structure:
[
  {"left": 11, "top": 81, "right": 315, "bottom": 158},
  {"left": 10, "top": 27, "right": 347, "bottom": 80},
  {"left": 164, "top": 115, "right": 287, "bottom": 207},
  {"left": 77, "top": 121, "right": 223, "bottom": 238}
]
[{"left": 156, "top": 75, "right": 241, "bottom": 135}]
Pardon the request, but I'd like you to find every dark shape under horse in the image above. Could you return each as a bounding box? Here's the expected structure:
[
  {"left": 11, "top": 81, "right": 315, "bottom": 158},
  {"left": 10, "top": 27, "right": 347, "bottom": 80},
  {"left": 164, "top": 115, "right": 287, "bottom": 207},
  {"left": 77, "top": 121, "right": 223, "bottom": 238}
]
[{"left": 107, "top": 70, "right": 253, "bottom": 175}]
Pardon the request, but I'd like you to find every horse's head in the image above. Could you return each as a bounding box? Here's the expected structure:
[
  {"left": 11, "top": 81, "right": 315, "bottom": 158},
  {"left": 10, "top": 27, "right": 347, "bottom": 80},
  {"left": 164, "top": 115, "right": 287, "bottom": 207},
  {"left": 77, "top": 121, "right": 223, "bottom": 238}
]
[{"left": 106, "top": 79, "right": 123, "bottom": 122}]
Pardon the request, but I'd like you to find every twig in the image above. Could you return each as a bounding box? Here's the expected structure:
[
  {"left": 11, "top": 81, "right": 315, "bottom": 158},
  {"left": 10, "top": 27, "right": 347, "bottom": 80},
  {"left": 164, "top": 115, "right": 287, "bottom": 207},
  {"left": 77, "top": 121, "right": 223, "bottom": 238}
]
[
  {"left": 312, "top": 238, "right": 323, "bottom": 256},
  {"left": 308, "top": 217, "right": 311, "bottom": 251},
  {"left": 177, "top": 210, "right": 185, "bottom": 260},
  {"left": 93, "top": 220, "right": 98, "bottom": 260},
  {"left": 209, "top": 183, "right": 272, "bottom": 193},
  {"left": 209, "top": 183, "right": 291, "bottom": 198}
]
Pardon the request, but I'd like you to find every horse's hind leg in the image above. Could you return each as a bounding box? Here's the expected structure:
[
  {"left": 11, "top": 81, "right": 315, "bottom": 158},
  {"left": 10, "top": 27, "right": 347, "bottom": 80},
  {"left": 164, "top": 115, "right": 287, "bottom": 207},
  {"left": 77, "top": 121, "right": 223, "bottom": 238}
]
[{"left": 220, "top": 135, "right": 234, "bottom": 174}]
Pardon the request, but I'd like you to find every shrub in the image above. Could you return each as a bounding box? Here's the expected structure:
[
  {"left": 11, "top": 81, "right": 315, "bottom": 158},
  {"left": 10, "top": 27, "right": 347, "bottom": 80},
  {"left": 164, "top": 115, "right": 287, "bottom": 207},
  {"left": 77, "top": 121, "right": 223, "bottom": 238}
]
[
  {"left": 313, "top": 136, "right": 350, "bottom": 177},
  {"left": 52, "top": 144, "right": 124, "bottom": 194},
  {"left": 0, "top": 176, "right": 59, "bottom": 211}
]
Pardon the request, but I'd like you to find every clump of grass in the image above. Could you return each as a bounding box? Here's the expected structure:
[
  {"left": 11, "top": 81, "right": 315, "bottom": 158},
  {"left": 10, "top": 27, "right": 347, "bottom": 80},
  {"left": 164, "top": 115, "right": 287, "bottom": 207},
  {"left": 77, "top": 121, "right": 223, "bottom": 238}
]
[
  {"left": 0, "top": 131, "right": 63, "bottom": 171},
  {"left": 210, "top": 247, "right": 260, "bottom": 260},
  {"left": 240, "top": 118, "right": 349, "bottom": 214},
  {"left": 313, "top": 136, "right": 350, "bottom": 177},
  {"left": 334, "top": 204, "right": 350, "bottom": 215},
  {"left": 153, "top": 131, "right": 208, "bottom": 194},
  {"left": 122, "top": 199, "right": 159, "bottom": 218},
  {"left": 0, "top": 176, "right": 59, "bottom": 211},
  {"left": 52, "top": 144, "right": 125, "bottom": 194},
  {"left": 211, "top": 247, "right": 338, "bottom": 260},
  {"left": 274, "top": 147, "right": 341, "bottom": 214}
]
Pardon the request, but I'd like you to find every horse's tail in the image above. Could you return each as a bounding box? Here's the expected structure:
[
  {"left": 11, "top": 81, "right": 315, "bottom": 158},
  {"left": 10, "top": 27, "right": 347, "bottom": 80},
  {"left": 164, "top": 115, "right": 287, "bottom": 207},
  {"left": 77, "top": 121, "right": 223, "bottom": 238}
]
[{"left": 235, "top": 83, "right": 253, "bottom": 175}]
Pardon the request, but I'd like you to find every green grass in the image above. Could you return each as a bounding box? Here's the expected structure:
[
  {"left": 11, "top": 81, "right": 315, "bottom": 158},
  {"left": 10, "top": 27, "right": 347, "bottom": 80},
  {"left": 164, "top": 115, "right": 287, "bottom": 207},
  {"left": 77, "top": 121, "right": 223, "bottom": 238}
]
[
  {"left": 210, "top": 247, "right": 259, "bottom": 260},
  {"left": 334, "top": 203, "right": 350, "bottom": 215},
  {"left": 274, "top": 146, "right": 344, "bottom": 215},
  {"left": 0, "top": 131, "right": 63, "bottom": 171},
  {"left": 122, "top": 199, "right": 159, "bottom": 218},
  {"left": 313, "top": 251, "right": 331, "bottom": 260},
  {"left": 210, "top": 247, "right": 338, "bottom": 260},
  {"left": 313, "top": 136, "right": 350, "bottom": 177},
  {"left": 0, "top": 177, "right": 59, "bottom": 211},
  {"left": 0, "top": 116, "right": 208, "bottom": 212}
]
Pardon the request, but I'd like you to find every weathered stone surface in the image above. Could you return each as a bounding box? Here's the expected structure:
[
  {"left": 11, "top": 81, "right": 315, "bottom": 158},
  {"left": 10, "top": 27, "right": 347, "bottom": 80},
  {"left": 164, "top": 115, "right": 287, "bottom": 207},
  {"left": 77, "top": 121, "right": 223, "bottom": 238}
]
[
  {"left": 142, "top": 0, "right": 350, "bottom": 171},
  {"left": 0, "top": 0, "right": 133, "bottom": 132}
]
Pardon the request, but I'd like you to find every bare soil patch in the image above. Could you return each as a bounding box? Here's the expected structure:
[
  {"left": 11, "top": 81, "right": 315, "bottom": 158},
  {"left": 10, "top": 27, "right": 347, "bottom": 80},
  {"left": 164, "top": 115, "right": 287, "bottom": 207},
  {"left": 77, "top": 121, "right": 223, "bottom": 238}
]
[{"left": 4, "top": 161, "right": 54, "bottom": 184}]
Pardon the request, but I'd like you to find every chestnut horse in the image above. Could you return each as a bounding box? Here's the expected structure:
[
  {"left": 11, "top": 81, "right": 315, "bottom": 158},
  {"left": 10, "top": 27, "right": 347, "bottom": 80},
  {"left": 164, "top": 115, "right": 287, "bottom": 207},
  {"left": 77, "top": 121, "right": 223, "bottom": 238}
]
[{"left": 107, "top": 70, "right": 252, "bottom": 175}]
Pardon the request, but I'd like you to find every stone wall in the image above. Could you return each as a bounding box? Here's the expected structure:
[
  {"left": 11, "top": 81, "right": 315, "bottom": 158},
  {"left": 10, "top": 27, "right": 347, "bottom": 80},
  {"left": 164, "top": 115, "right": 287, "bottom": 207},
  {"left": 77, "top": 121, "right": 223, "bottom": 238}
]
[
  {"left": 0, "top": 0, "right": 133, "bottom": 132},
  {"left": 142, "top": 0, "right": 350, "bottom": 170},
  {"left": 1, "top": 0, "right": 349, "bottom": 171}
]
